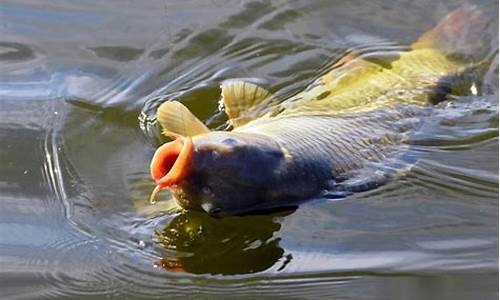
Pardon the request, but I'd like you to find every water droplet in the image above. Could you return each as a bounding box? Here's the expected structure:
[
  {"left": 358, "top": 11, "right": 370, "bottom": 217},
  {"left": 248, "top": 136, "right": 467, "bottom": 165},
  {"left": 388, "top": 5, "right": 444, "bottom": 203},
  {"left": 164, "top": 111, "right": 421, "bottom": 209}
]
[{"left": 470, "top": 83, "right": 478, "bottom": 95}]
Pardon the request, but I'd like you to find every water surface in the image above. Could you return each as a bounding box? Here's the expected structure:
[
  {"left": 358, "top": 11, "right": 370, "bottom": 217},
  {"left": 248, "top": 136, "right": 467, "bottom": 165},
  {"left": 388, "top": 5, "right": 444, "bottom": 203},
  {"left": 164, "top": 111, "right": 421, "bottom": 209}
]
[{"left": 0, "top": 0, "right": 498, "bottom": 299}]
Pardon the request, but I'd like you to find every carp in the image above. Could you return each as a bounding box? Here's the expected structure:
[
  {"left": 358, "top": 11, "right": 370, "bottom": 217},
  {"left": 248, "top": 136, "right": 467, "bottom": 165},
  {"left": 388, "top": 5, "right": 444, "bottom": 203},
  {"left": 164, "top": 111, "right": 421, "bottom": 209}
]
[{"left": 149, "top": 5, "right": 494, "bottom": 216}]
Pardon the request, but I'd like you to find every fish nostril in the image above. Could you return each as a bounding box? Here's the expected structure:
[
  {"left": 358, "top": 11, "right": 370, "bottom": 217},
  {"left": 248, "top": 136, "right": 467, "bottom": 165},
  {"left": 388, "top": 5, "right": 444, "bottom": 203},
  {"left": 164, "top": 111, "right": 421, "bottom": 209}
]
[
  {"left": 211, "top": 150, "right": 221, "bottom": 159},
  {"left": 202, "top": 186, "right": 212, "bottom": 195}
]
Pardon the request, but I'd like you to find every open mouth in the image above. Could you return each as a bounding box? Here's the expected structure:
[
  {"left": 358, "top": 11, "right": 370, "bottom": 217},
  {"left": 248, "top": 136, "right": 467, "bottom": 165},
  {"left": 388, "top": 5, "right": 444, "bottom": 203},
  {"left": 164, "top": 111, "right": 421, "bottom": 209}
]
[{"left": 149, "top": 136, "right": 193, "bottom": 202}]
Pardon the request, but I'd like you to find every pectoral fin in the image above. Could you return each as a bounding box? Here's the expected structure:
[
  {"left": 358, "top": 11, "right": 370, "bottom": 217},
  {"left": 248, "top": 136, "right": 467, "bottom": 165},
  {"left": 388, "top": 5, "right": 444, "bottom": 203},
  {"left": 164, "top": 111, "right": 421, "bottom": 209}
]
[
  {"left": 220, "top": 79, "right": 274, "bottom": 127},
  {"left": 156, "top": 101, "right": 210, "bottom": 137}
]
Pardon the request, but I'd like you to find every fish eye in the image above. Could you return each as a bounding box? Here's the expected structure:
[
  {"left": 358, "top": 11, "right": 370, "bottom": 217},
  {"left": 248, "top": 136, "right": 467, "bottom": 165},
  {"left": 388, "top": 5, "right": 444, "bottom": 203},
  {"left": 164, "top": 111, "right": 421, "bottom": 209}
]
[{"left": 222, "top": 138, "right": 238, "bottom": 146}]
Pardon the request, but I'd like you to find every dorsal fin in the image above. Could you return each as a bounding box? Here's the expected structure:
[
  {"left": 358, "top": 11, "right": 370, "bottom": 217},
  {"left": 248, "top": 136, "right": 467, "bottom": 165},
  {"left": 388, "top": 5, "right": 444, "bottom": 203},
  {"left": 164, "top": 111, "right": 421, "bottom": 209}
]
[
  {"left": 412, "top": 5, "right": 491, "bottom": 60},
  {"left": 220, "top": 79, "right": 273, "bottom": 127},
  {"left": 156, "top": 101, "right": 210, "bottom": 137}
]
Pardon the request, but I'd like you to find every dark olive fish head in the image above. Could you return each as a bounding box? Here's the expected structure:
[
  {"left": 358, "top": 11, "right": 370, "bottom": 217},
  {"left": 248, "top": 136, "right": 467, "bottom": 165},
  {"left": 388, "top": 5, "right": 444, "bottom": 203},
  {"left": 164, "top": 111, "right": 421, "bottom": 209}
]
[{"left": 150, "top": 131, "right": 292, "bottom": 216}]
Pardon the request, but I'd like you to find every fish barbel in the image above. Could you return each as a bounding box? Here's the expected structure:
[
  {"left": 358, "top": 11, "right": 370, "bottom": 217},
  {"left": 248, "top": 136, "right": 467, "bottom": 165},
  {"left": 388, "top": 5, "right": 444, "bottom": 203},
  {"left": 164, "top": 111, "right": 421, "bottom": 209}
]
[{"left": 149, "top": 5, "right": 494, "bottom": 216}]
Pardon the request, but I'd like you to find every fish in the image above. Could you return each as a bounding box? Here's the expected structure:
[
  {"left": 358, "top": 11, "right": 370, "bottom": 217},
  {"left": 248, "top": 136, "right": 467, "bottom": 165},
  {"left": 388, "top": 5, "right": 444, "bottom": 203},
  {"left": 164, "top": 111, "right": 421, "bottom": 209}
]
[{"left": 149, "top": 5, "right": 493, "bottom": 216}]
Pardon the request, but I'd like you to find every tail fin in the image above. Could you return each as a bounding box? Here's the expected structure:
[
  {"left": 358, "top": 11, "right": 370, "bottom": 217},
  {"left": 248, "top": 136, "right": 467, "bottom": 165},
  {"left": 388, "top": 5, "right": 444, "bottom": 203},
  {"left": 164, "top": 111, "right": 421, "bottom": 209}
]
[{"left": 412, "top": 5, "right": 495, "bottom": 61}]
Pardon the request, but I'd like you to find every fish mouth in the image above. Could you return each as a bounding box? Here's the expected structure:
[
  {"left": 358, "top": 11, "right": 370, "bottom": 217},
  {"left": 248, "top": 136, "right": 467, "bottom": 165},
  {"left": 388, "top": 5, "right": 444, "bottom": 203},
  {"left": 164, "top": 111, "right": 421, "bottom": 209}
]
[{"left": 149, "top": 136, "right": 193, "bottom": 202}]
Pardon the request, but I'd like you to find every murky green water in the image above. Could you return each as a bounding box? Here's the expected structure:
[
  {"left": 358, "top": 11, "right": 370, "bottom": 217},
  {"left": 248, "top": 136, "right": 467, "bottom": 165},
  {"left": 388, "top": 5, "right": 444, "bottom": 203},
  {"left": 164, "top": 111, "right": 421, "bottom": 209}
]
[{"left": 0, "top": 0, "right": 498, "bottom": 299}]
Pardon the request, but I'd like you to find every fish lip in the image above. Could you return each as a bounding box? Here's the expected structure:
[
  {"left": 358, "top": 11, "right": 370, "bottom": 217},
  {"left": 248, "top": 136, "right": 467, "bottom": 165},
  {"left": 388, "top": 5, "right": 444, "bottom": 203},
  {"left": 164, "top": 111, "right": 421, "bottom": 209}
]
[{"left": 150, "top": 136, "right": 194, "bottom": 188}]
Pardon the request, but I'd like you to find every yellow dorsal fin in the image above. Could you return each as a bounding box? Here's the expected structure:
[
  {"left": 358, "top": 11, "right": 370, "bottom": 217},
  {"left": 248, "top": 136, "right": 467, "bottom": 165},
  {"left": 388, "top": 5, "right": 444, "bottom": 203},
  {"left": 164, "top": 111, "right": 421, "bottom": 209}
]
[
  {"left": 156, "top": 101, "right": 210, "bottom": 137},
  {"left": 221, "top": 79, "right": 273, "bottom": 127}
]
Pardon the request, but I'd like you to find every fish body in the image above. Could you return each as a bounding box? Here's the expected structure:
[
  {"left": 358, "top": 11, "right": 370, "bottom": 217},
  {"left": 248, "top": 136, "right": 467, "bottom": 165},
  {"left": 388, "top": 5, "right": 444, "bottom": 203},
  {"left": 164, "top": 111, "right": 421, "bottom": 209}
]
[
  {"left": 272, "top": 48, "right": 456, "bottom": 116},
  {"left": 149, "top": 5, "right": 492, "bottom": 216}
]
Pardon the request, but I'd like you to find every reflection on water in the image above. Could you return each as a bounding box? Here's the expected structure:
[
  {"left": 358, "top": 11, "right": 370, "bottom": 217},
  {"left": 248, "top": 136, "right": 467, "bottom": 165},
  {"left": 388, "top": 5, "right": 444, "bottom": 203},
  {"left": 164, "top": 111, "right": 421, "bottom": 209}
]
[
  {"left": 0, "top": 0, "right": 498, "bottom": 299},
  {"left": 156, "top": 211, "right": 289, "bottom": 275}
]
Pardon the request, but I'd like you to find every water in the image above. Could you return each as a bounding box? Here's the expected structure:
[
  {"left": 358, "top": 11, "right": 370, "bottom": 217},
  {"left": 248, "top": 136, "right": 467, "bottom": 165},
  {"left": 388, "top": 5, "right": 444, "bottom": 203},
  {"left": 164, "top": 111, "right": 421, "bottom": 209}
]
[{"left": 0, "top": 0, "right": 498, "bottom": 299}]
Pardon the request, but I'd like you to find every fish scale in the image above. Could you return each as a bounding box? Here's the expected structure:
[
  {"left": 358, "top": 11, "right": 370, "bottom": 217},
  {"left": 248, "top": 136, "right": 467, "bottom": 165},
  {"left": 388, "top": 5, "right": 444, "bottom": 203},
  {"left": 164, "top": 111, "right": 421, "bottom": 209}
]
[{"left": 236, "top": 112, "right": 410, "bottom": 179}]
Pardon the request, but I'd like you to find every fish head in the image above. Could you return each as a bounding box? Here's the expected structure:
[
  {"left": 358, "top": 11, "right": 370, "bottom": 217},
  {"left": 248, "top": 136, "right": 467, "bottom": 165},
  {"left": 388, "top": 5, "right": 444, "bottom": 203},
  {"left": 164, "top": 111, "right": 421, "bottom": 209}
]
[{"left": 150, "top": 131, "right": 286, "bottom": 216}]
